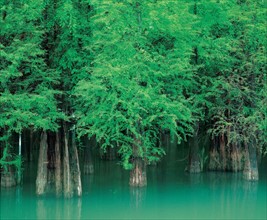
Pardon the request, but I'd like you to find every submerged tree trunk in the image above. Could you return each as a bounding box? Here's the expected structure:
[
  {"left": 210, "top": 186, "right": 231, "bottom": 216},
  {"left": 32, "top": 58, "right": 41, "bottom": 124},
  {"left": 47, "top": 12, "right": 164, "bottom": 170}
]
[
  {"left": 17, "top": 132, "right": 22, "bottom": 185},
  {"left": 208, "top": 137, "right": 220, "bottom": 170},
  {"left": 1, "top": 166, "right": 16, "bottom": 187},
  {"left": 231, "top": 142, "right": 243, "bottom": 172},
  {"left": 55, "top": 132, "right": 62, "bottom": 195},
  {"left": 63, "top": 124, "right": 72, "bottom": 198},
  {"left": 129, "top": 126, "right": 147, "bottom": 187},
  {"left": 36, "top": 131, "right": 48, "bottom": 195},
  {"left": 188, "top": 123, "right": 201, "bottom": 173},
  {"left": 209, "top": 134, "right": 246, "bottom": 172},
  {"left": 243, "top": 139, "right": 259, "bottom": 181},
  {"left": 0, "top": 146, "right": 2, "bottom": 184},
  {"left": 1, "top": 132, "right": 16, "bottom": 187},
  {"left": 129, "top": 158, "right": 147, "bottom": 187},
  {"left": 71, "top": 127, "right": 82, "bottom": 196},
  {"left": 47, "top": 132, "right": 56, "bottom": 189}
]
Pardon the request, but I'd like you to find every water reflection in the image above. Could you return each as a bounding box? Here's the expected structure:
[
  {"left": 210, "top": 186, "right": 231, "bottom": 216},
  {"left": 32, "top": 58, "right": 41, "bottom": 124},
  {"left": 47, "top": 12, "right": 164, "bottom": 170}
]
[
  {"left": 1, "top": 154, "right": 266, "bottom": 220},
  {"left": 36, "top": 197, "right": 82, "bottom": 219},
  {"left": 243, "top": 180, "right": 258, "bottom": 193},
  {"left": 188, "top": 173, "right": 204, "bottom": 185},
  {"left": 36, "top": 199, "right": 46, "bottom": 219},
  {"left": 129, "top": 186, "right": 146, "bottom": 208}
]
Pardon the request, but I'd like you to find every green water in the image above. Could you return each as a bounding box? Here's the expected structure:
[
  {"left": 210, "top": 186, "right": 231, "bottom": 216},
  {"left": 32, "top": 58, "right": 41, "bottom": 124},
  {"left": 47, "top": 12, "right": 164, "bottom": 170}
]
[{"left": 1, "top": 149, "right": 266, "bottom": 220}]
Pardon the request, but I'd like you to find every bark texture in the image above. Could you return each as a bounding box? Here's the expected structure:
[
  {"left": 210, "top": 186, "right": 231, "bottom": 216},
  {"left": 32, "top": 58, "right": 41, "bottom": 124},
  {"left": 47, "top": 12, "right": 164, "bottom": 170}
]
[
  {"left": 129, "top": 158, "right": 147, "bottom": 187},
  {"left": 55, "top": 132, "right": 62, "bottom": 195},
  {"left": 71, "top": 130, "right": 82, "bottom": 196},
  {"left": 188, "top": 124, "right": 201, "bottom": 173},
  {"left": 219, "top": 134, "right": 227, "bottom": 171},
  {"left": 1, "top": 144, "right": 16, "bottom": 187},
  {"left": 208, "top": 135, "right": 245, "bottom": 172},
  {"left": 1, "top": 168, "right": 16, "bottom": 187},
  {"left": 63, "top": 124, "right": 72, "bottom": 198},
  {"left": 36, "top": 131, "right": 48, "bottom": 195},
  {"left": 243, "top": 140, "right": 259, "bottom": 181},
  {"left": 83, "top": 137, "right": 94, "bottom": 174}
]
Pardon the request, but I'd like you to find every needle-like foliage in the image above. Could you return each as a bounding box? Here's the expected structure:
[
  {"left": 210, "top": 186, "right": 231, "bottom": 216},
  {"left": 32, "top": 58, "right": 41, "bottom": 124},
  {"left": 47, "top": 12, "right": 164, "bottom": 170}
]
[{"left": 74, "top": 0, "right": 195, "bottom": 168}]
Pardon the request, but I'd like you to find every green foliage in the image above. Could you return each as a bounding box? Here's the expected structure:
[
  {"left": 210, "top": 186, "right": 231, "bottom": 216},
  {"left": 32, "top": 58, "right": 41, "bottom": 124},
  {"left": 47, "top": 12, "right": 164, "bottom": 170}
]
[
  {"left": 0, "top": 147, "right": 22, "bottom": 173},
  {"left": 0, "top": 0, "right": 64, "bottom": 133},
  {"left": 0, "top": 0, "right": 65, "bottom": 170},
  {"left": 74, "top": 0, "right": 195, "bottom": 168},
  {"left": 196, "top": 0, "right": 267, "bottom": 149},
  {"left": 0, "top": 0, "right": 266, "bottom": 172}
]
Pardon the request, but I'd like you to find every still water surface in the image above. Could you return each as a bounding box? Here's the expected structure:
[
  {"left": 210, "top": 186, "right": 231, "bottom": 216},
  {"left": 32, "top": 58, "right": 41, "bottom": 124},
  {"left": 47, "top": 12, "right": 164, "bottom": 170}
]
[{"left": 1, "top": 146, "right": 266, "bottom": 220}]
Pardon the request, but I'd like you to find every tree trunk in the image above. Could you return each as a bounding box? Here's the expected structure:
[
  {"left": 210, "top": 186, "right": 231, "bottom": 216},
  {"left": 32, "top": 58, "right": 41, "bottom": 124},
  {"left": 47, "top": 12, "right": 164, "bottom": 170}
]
[
  {"left": 36, "top": 131, "right": 48, "bottom": 195},
  {"left": 71, "top": 128, "right": 82, "bottom": 197},
  {"left": 0, "top": 145, "right": 2, "bottom": 184},
  {"left": 243, "top": 139, "right": 259, "bottom": 181},
  {"left": 129, "top": 130, "right": 147, "bottom": 187},
  {"left": 1, "top": 132, "right": 16, "bottom": 187},
  {"left": 188, "top": 123, "right": 201, "bottom": 173},
  {"left": 63, "top": 124, "right": 73, "bottom": 198},
  {"left": 47, "top": 132, "right": 56, "bottom": 190},
  {"left": 83, "top": 136, "right": 94, "bottom": 174},
  {"left": 29, "top": 129, "right": 33, "bottom": 161},
  {"left": 231, "top": 142, "right": 244, "bottom": 172},
  {"left": 129, "top": 158, "right": 147, "bottom": 187},
  {"left": 220, "top": 134, "right": 227, "bottom": 171},
  {"left": 55, "top": 132, "right": 62, "bottom": 195},
  {"left": 17, "top": 132, "right": 22, "bottom": 185},
  {"left": 208, "top": 137, "right": 220, "bottom": 170}
]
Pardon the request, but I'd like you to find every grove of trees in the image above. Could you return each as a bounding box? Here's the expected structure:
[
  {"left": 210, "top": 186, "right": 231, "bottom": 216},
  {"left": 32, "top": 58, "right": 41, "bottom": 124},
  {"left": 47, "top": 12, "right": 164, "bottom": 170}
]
[{"left": 0, "top": 0, "right": 266, "bottom": 197}]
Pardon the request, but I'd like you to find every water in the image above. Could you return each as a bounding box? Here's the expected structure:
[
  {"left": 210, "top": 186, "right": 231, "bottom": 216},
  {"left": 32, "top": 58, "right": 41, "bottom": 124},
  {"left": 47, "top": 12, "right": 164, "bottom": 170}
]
[{"left": 1, "top": 147, "right": 266, "bottom": 220}]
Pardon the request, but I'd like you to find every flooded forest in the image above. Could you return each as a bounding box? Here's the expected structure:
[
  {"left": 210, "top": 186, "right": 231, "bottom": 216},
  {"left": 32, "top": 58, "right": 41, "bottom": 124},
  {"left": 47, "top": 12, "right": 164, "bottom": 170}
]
[{"left": 0, "top": 1, "right": 266, "bottom": 219}]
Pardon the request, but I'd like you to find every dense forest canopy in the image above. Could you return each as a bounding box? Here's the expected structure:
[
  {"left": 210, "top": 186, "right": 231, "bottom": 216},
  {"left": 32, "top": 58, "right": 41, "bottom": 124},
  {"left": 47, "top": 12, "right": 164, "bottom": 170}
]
[{"left": 0, "top": 0, "right": 266, "bottom": 194}]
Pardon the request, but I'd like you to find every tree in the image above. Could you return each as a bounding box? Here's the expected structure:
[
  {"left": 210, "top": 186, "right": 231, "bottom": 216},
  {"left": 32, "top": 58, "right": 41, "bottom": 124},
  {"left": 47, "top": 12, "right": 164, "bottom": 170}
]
[
  {"left": 36, "top": 0, "right": 92, "bottom": 197},
  {"left": 74, "top": 0, "right": 195, "bottom": 186},
  {"left": 194, "top": 0, "right": 266, "bottom": 179},
  {"left": 0, "top": 0, "right": 63, "bottom": 187}
]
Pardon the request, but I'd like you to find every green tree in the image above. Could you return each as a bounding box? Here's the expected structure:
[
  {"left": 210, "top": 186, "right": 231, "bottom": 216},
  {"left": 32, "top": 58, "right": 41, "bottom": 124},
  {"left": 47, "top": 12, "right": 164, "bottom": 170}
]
[
  {"left": 0, "top": 0, "right": 63, "bottom": 186},
  {"left": 74, "top": 0, "right": 195, "bottom": 186},
  {"left": 35, "top": 0, "right": 92, "bottom": 197},
  {"left": 195, "top": 0, "right": 266, "bottom": 178}
]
